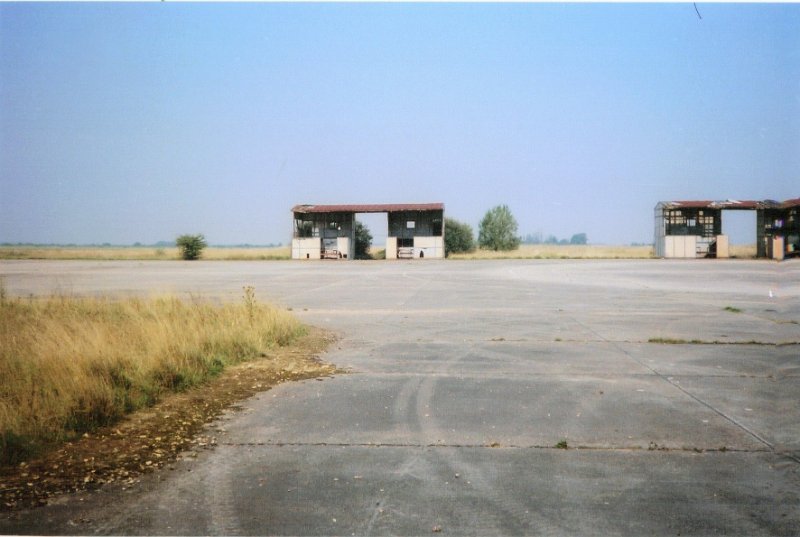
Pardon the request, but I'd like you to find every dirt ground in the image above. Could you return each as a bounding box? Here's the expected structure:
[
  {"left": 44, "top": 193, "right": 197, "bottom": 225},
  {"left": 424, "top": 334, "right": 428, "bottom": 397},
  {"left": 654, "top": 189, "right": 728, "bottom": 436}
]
[{"left": 0, "top": 327, "right": 339, "bottom": 512}]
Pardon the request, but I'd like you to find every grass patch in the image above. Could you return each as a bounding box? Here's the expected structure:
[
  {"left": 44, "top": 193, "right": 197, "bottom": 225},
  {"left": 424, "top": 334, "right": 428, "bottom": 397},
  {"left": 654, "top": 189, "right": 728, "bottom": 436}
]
[
  {"left": 0, "top": 246, "right": 291, "bottom": 261},
  {"left": 648, "top": 337, "right": 700, "bottom": 345},
  {"left": 1, "top": 244, "right": 654, "bottom": 261},
  {"left": 647, "top": 337, "right": 798, "bottom": 346},
  {"left": 448, "top": 244, "right": 654, "bottom": 260},
  {"left": 729, "top": 244, "right": 758, "bottom": 258},
  {"left": 0, "top": 287, "right": 305, "bottom": 465},
  {"left": 723, "top": 306, "right": 743, "bottom": 313}
]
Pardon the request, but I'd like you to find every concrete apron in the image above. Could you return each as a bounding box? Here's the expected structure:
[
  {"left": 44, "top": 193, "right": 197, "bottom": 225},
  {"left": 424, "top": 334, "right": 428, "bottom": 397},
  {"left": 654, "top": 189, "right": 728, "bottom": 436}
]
[{"left": 0, "top": 259, "right": 798, "bottom": 535}]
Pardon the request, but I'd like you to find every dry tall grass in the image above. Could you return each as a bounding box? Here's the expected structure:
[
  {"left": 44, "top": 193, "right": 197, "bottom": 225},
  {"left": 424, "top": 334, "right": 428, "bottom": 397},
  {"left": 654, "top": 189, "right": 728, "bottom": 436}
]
[
  {"left": 729, "top": 244, "right": 757, "bottom": 258},
  {"left": 0, "top": 244, "right": 759, "bottom": 261},
  {"left": 449, "top": 244, "right": 655, "bottom": 260},
  {"left": 0, "top": 286, "right": 303, "bottom": 464},
  {"left": 0, "top": 246, "right": 291, "bottom": 261}
]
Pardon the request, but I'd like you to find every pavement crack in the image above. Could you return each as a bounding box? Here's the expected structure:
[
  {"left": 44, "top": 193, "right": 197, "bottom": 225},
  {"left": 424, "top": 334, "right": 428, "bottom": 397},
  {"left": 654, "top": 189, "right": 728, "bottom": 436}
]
[{"left": 217, "top": 441, "right": 775, "bottom": 454}]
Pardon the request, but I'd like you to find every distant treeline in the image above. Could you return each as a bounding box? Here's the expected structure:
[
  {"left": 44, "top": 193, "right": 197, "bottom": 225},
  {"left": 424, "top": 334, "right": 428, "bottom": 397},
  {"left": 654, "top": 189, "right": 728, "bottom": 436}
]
[
  {"left": 521, "top": 232, "right": 588, "bottom": 245},
  {"left": 519, "top": 234, "right": 651, "bottom": 247},
  {"left": 0, "top": 242, "right": 284, "bottom": 248}
]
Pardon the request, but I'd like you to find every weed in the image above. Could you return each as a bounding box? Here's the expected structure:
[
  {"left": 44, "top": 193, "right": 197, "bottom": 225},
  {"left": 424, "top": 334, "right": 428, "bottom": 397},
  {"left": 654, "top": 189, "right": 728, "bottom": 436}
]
[
  {"left": 648, "top": 337, "right": 794, "bottom": 346},
  {"left": 723, "top": 306, "right": 743, "bottom": 313},
  {"left": 243, "top": 285, "right": 256, "bottom": 324},
  {"left": 648, "top": 337, "right": 689, "bottom": 344},
  {"left": 556, "top": 440, "right": 568, "bottom": 449}
]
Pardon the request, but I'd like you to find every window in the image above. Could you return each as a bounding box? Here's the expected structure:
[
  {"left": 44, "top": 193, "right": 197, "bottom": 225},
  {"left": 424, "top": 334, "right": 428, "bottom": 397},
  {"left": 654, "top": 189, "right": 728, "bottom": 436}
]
[
  {"left": 296, "top": 221, "right": 314, "bottom": 238},
  {"left": 666, "top": 210, "right": 686, "bottom": 225}
]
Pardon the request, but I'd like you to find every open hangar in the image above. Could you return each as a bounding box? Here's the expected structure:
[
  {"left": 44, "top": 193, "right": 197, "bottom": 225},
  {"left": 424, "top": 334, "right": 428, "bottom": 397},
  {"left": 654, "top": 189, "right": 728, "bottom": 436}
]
[
  {"left": 654, "top": 198, "right": 800, "bottom": 260},
  {"left": 291, "top": 203, "right": 445, "bottom": 260}
]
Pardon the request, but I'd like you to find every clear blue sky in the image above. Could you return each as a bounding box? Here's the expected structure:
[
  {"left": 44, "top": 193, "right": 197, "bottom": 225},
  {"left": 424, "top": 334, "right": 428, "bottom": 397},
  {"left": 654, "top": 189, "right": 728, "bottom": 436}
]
[{"left": 1, "top": 3, "right": 798, "bottom": 245}]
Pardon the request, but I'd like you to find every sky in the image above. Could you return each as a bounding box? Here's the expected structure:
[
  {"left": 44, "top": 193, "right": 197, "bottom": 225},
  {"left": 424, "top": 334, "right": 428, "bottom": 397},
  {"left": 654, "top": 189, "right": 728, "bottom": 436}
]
[{"left": 1, "top": 3, "right": 798, "bottom": 246}]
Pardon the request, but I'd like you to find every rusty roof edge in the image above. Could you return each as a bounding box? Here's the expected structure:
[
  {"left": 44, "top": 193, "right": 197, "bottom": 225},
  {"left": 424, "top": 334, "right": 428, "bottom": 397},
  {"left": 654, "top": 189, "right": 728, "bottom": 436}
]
[
  {"left": 292, "top": 203, "right": 445, "bottom": 214},
  {"left": 657, "top": 198, "right": 799, "bottom": 210}
]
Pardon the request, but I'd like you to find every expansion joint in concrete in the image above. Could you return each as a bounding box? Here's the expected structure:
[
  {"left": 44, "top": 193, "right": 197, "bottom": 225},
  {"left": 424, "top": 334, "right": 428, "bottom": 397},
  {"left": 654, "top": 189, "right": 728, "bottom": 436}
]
[
  {"left": 565, "top": 314, "right": 788, "bottom": 456},
  {"left": 217, "top": 441, "right": 775, "bottom": 454}
]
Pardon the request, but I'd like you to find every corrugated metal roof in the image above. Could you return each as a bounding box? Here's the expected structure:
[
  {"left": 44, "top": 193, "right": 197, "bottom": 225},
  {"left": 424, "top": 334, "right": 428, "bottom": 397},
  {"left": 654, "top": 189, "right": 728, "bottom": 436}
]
[
  {"left": 664, "top": 200, "right": 762, "bottom": 210},
  {"left": 292, "top": 203, "right": 444, "bottom": 214},
  {"left": 657, "top": 199, "right": 799, "bottom": 210}
]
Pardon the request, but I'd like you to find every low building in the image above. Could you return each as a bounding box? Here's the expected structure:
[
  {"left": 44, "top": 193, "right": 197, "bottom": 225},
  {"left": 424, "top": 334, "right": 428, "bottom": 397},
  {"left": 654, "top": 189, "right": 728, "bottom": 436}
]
[
  {"left": 758, "top": 198, "right": 799, "bottom": 260},
  {"left": 291, "top": 203, "right": 444, "bottom": 260},
  {"left": 654, "top": 198, "right": 799, "bottom": 259}
]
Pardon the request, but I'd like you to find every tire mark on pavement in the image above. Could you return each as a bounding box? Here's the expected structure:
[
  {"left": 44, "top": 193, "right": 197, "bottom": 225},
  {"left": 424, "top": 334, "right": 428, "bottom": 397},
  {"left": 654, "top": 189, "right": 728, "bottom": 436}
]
[
  {"left": 206, "top": 452, "right": 243, "bottom": 535},
  {"left": 409, "top": 345, "right": 535, "bottom": 534}
]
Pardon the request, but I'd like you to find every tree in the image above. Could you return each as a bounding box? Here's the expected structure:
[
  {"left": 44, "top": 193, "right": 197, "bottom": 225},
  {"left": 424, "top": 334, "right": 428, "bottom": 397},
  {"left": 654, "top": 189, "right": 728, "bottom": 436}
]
[
  {"left": 570, "top": 233, "right": 588, "bottom": 245},
  {"left": 176, "top": 234, "right": 207, "bottom": 260},
  {"left": 444, "top": 217, "right": 475, "bottom": 257},
  {"left": 478, "top": 205, "right": 520, "bottom": 251},
  {"left": 354, "top": 221, "right": 372, "bottom": 259}
]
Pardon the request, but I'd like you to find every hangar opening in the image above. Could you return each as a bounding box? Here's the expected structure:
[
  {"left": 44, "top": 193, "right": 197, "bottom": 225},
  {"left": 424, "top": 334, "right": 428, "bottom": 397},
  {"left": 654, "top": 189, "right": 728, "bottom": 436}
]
[
  {"left": 722, "top": 210, "right": 756, "bottom": 253},
  {"left": 355, "top": 212, "right": 388, "bottom": 257},
  {"left": 291, "top": 203, "right": 444, "bottom": 260},
  {"left": 654, "top": 198, "right": 799, "bottom": 260}
]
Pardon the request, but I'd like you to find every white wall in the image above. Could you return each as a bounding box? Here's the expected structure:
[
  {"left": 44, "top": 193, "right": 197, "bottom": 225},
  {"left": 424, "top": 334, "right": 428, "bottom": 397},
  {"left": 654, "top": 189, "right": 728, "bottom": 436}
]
[
  {"left": 385, "top": 237, "right": 397, "bottom": 259},
  {"left": 337, "top": 236, "right": 353, "bottom": 259},
  {"left": 413, "top": 236, "right": 444, "bottom": 259},
  {"left": 292, "top": 238, "right": 321, "bottom": 259},
  {"left": 663, "top": 235, "right": 697, "bottom": 258},
  {"left": 385, "top": 235, "right": 443, "bottom": 259}
]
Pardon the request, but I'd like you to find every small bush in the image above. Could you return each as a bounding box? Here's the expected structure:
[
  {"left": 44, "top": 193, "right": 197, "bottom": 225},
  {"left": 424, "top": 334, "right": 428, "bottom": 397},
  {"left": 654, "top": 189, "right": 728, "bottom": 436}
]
[
  {"left": 354, "top": 222, "right": 373, "bottom": 259},
  {"left": 176, "top": 234, "right": 207, "bottom": 260},
  {"left": 444, "top": 218, "right": 475, "bottom": 256}
]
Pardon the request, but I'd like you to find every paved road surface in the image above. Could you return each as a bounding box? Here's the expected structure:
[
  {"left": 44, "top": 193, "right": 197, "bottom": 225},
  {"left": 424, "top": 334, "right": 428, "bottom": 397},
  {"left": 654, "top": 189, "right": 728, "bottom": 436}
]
[{"left": 1, "top": 259, "right": 799, "bottom": 535}]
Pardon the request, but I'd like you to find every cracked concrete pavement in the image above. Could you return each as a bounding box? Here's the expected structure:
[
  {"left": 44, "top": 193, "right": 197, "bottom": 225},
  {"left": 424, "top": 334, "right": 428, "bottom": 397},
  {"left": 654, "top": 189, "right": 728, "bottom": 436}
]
[{"left": 1, "top": 259, "right": 799, "bottom": 535}]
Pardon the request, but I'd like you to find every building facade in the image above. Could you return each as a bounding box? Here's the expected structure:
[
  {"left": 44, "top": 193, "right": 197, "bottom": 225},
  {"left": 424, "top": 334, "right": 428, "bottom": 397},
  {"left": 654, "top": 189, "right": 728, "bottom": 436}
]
[
  {"left": 654, "top": 199, "right": 799, "bottom": 259},
  {"left": 291, "top": 203, "right": 445, "bottom": 260}
]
